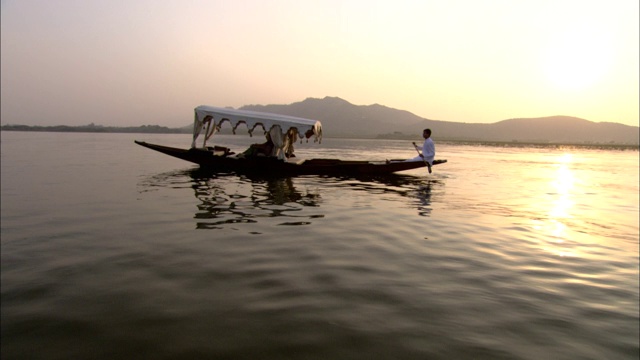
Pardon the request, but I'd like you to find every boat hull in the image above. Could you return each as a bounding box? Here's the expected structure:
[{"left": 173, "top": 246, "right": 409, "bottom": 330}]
[{"left": 134, "top": 141, "right": 446, "bottom": 175}]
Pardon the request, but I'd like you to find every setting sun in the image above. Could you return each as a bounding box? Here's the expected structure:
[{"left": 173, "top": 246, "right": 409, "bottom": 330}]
[{"left": 543, "top": 26, "right": 613, "bottom": 91}]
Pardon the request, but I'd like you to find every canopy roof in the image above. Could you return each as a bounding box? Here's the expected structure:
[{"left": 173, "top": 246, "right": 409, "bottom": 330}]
[{"left": 193, "top": 105, "right": 322, "bottom": 146}]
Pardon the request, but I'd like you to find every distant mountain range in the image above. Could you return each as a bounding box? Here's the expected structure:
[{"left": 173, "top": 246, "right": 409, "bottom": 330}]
[
  {"left": 2, "top": 96, "right": 638, "bottom": 145},
  {"left": 241, "top": 97, "right": 639, "bottom": 145}
]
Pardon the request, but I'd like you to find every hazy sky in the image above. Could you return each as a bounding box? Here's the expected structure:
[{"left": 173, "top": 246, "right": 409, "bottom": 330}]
[{"left": 1, "top": 0, "right": 638, "bottom": 127}]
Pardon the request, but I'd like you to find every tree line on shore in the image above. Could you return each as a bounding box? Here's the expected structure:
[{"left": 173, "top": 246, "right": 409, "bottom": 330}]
[{"left": 0, "top": 124, "right": 190, "bottom": 134}]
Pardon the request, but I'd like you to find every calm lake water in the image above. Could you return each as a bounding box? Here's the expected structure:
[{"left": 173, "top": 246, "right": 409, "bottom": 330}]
[{"left": 1, "top": 131, "right": 638, "bottom": 359}]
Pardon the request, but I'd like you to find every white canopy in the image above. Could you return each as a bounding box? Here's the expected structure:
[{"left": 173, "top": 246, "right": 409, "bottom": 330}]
[{"left": 191, "top": 106, "right": 323, "bottom": 160}]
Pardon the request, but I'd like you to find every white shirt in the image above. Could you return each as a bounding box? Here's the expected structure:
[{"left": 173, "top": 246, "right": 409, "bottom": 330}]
[{"left": 422, "top": 137, "right": 435, "bottom": 165}]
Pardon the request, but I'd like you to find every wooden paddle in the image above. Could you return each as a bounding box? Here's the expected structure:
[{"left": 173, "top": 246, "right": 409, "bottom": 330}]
[{"left": 412, "top": 142, "right": 432, "bottom": 174}]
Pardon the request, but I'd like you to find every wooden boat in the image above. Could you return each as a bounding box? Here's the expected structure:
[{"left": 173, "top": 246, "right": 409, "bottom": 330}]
[{"left": 135, "top": 106, "right": 446, "bottom": 176}]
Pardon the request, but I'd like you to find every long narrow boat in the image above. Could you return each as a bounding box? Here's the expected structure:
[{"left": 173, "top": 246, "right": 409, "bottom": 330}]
[{"left": 135, "top": 106, "right": 446, "bottom": 176}]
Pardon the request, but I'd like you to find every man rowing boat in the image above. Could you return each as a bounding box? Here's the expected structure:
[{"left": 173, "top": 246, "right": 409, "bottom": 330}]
[{"left": 409, "top": 128, "right": 435, "bottom": 165}]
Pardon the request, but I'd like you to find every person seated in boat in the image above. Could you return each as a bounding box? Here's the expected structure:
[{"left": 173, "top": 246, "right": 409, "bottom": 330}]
[
  {"left": 285, "top": 129, "right": 316, "bottom": 158},
  {"left": 242, "top": 133, "right": 274, "bottom": 157},
  {"left": 206, "top": 145, "right": 234, "bottom": 156},
  {"left": 408, "top": 128, "right": 435, "bottom": 165}
]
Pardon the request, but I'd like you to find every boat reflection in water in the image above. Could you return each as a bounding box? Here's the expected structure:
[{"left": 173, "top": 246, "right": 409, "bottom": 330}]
[
  {"left": 415, "top": 180, "right": 437, "bottom": 217},
  {"left": 188, "top": 169, "right": 324, "bottom": 230},
  {"left": 139, "top": 168, "right": 444, "bottom": 231}
]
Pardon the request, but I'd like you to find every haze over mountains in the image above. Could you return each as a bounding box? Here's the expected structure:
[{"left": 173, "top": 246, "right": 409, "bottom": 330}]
[
  {"left": 241, "top": 97, "right": 639, "bottom": 145},
  {"left": 2, "top": 96, "right": 637, "bottom": 145}
]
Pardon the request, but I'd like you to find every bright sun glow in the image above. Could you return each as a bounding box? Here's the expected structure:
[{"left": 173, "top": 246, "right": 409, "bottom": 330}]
[
  {"left": 543, "top": 27, "right": 613, "bottom": 91},
  {"left": 543, "top": 153, "right": 577, "bottom": 257},
  {"left": 549, "top": 154, "right": 574, "bottom": 219}
]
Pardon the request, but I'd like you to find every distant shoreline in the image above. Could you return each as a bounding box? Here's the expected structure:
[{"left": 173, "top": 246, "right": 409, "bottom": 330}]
[
  {"left": 2, "top": 125, "right": 637, "bottom": 150},
  {"left": 0, "top": 124, "right": 190, "bottom": 134},
  {"left": 433, "top": 139, "right": 639, "bottom": 151}
]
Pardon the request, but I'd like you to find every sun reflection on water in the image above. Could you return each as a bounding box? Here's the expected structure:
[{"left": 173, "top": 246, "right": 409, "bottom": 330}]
[
  {"left": 545, "top": 153, "right": 577, "bottom": 257},
  {"left": 549, "top": 153, "right": 574, "bottom": 219}
]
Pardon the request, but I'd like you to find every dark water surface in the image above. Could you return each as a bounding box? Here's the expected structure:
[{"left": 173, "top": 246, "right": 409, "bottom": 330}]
[{"left": 2, "top": 132, "right": 638, "bottom": 359}]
